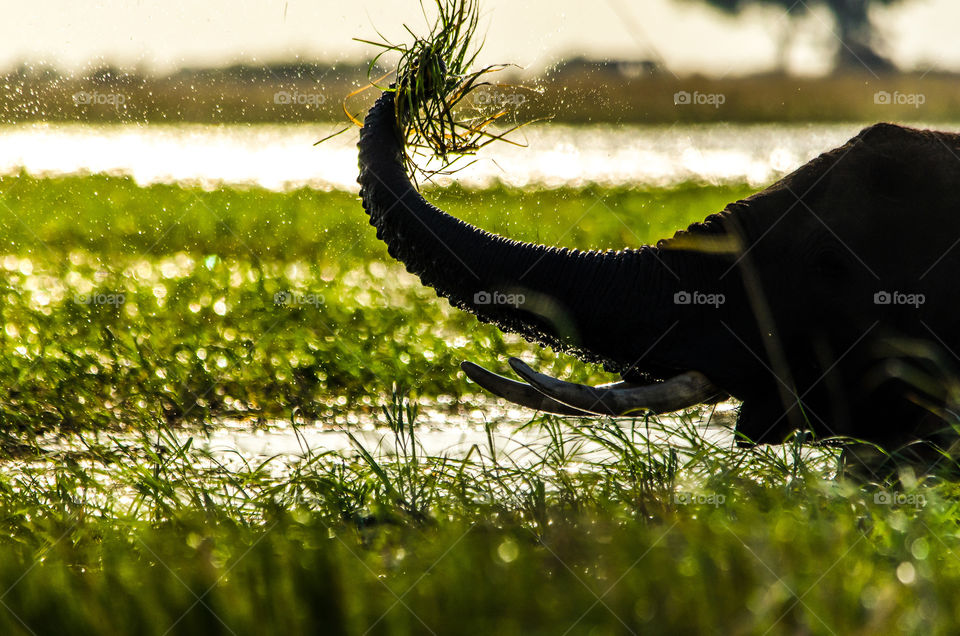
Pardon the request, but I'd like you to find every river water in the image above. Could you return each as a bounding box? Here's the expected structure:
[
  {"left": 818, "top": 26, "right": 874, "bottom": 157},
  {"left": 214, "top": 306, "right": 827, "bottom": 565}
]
[
  {"left": 198, "top": 405, "right": 739, "bottom": 464},
  {"left": 2, "top": 121, "right": 943, "bottom": 191}
]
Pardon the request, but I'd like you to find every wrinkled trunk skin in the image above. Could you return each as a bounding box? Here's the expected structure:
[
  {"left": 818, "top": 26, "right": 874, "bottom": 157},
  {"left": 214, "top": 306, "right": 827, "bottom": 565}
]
[{"left": 357, "top": 90, "right": 703, "bottom": 375}]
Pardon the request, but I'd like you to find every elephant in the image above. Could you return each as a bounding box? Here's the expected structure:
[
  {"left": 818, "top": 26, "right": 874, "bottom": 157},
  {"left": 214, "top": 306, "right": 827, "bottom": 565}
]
[{"left": 357, "top": 89, "right": 960, "bottom": 450}]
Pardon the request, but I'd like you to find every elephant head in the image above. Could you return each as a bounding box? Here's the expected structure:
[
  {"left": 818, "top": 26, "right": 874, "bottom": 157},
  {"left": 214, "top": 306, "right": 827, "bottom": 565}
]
[{"left": 358, "top": 89, "right": 960, "bottom": 447}]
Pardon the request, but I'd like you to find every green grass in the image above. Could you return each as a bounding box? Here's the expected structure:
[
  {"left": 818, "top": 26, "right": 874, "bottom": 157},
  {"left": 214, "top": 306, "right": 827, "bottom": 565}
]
[
  {"left": 0, "top": 172, "right": 752, "bottom": 432},
  {"left": 0, "top": 171, "right": 956, "bottom": 634}
]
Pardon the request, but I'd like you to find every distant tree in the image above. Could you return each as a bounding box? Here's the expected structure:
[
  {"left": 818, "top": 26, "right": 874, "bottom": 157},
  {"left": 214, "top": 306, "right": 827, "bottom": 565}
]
[{"left": 694, "top": 0, "right": 906, "bottom": 73}]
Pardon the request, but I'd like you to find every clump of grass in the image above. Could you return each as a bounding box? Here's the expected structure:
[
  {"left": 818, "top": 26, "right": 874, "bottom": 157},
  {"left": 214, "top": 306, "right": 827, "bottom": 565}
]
[
  {"left": 0, "top": 382, "right": 958, "bottom": 632},
  {"left": 356, "top": 0, "right": 538, "bottom": 179}
]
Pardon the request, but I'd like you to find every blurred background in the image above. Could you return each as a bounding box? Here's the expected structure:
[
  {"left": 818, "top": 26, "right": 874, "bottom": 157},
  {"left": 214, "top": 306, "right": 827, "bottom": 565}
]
[{"left": 2, "top": 0, "right": 959, "bottom": 124}]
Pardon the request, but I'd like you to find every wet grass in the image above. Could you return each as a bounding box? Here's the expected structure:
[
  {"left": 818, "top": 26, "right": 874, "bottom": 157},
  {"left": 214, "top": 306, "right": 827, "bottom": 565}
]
[
  {"left": 0, "top": 172, "right": 753, "bottom": 432},
  {"left": 0, "top": 171, "right": 956, "bottom": 633}
]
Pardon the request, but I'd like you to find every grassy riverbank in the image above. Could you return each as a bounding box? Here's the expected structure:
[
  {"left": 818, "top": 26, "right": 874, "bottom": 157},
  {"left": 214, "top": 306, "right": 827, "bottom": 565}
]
[{"left": 0, "top": 172, "right": 953, "bottom": 634}]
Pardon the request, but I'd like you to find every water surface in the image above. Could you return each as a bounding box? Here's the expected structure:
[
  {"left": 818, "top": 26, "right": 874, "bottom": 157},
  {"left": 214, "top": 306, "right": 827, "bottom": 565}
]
[{"left": 2, "top": 121, "right": 935, "bottom": 191}]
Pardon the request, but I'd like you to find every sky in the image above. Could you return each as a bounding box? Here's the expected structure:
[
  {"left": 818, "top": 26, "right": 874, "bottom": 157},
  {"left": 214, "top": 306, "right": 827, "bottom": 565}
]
[{"left": 2, "top": 0, "right": 958, "bottom": 76}]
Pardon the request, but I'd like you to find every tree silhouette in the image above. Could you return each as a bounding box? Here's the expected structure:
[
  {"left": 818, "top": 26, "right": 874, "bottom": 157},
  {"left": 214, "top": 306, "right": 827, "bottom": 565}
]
[{"left": 695, "top": 0, "right": 906, "bottom": 73}]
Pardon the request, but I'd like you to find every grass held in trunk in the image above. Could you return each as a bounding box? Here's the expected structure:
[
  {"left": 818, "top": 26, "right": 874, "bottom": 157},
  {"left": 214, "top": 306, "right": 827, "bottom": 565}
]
[{"left": 356, "top": 0, "right": 536, "bottom": 179}]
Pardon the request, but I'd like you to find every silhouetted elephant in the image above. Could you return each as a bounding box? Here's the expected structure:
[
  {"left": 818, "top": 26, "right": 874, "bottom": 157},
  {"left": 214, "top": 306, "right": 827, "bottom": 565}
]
[{"left": 358, "top": 90, "right": 960, "bottom": 450}]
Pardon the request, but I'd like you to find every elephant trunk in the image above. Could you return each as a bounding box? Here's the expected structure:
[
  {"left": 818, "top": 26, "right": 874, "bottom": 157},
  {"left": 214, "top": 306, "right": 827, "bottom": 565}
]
[{"left": 357, "top": 90, "right": 671, "bottom": 371}]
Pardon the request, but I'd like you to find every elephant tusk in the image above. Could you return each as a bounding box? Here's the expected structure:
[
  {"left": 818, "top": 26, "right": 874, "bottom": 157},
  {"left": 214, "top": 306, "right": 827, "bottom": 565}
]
[
  {"left": 508, "top": 357, "right": 724, "bottom": 416},
  {"left": 460, "top": 361, "right": 598, "bottom": 416}
]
